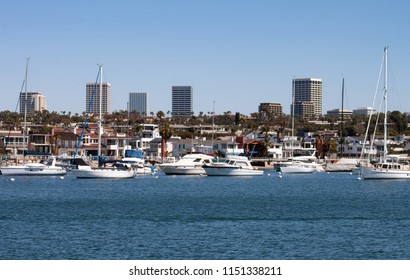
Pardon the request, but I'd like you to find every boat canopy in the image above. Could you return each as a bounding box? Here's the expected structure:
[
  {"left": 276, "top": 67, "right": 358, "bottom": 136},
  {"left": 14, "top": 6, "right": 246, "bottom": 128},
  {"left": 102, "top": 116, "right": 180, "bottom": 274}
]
[{"left": 124, "top": 150, "right": 143, "bottom": 158}]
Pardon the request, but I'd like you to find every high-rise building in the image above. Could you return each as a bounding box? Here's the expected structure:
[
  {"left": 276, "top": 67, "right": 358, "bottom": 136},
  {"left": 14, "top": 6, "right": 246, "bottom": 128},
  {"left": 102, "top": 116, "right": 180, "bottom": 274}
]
[
  {"left": 172, "top": 86, "right": 193, "bottom": 116},
  {"left": 292, "top": 78, "right": 322, "bottom": 119},
  {"left": 258, "top": 102, "right": 283, "bottom": 117},
  {"left": 19, "top": 92, "right": 47, "bottom": 114},
  {"left": 294, "top": 101, "right": 315, "bottom": 119},
  {"left": 129, "top": 92, "right": 148, "bottom": 116},
  {"left": 86, "top": 82, "right": 111, "bottom": 114}
]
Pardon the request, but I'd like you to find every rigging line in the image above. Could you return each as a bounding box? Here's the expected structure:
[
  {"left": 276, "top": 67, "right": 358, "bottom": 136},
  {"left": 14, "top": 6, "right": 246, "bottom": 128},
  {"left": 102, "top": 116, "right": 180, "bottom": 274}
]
[
  {"left": 72, "top": 68, "right": 101, "bottom": 161},
  {"left": 386, "top": 53, "right": 402, "bottom": 112},
  {"left": 15, "top": 80, "right": 25, "bottom": 112},
  {"left": 360, "top": 50, "right": 385, "bottom": 160}
]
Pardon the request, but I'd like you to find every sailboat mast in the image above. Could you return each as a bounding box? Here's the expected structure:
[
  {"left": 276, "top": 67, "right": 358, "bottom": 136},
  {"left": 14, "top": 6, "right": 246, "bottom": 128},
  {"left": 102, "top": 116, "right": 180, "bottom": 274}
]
[
  {"left": 340, "top": 78, "right": 344, "bottom": 158},
  {"left": 291, "top": 78, "right": 295, "bottom": 160},
  {"left": 98, "top": 64, "right": 103, "bottom": 157},
  {"left": 211, "top": 100, "right": 215, "bottom": 151},
  {"left": 23, "top": 58, "right": 30, "bottom": 165},
  {"left": 383, "top": 47, "right": 388, "bottom": 160}
]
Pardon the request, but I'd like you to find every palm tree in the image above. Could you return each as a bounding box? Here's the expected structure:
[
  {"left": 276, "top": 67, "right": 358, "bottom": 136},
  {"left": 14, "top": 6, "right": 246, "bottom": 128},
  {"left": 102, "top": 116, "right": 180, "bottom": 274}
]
[
  {"left": 258, "top": 124, "right": 271, "bottom": 157},
  {"left": 156, "top": 111, "right": 165, "bottom": 120},
  {"left": 159, "top": 121, "right": 173, "bottom": 159}
]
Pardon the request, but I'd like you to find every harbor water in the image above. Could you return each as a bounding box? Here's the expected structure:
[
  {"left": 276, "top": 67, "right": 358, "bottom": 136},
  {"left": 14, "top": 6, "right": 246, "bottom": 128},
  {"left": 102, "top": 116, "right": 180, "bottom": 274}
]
[{"left": 1, "top": 171, "right": 409, "bottom": 260}]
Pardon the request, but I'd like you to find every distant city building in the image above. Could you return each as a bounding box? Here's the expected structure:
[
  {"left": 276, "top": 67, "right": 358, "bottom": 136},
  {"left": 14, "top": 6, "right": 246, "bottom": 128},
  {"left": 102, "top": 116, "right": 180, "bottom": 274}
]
[
  {"left": 293, "top": 101, "right": 315, "bottom": 119},
  {"left": 292, "top": 78, "right": 322, "bottom": 119},
  {"left": 258, "top": 102, "right": 283, "bottom": 116},
  {"left": 353, "top": 107, "right": 376, "bottom": 116},
  {"left": 19, "top": 92, "right": 47, "bottom": 114},
  {"left": 327, "top": 108, "right": 353, "bottom": 118},
  {"left": 86, "top": 82, "right": 111, "bottom": 114},
  {"left": 129, "top": 92, "right": 148, "bottom": 116},
  {"left": 172, "top": 86, "right": 193, "bottom": 116}
]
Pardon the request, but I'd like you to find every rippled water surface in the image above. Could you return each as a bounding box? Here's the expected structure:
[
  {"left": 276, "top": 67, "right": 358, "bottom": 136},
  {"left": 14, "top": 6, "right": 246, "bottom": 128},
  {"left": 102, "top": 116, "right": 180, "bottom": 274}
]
[{"left": 1, "top": 171, "right": 409, "bottom": 259}]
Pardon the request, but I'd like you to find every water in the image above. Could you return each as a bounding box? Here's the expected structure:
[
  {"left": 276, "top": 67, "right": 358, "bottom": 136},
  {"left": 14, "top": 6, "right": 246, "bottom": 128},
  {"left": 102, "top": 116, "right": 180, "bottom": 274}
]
[{"left": 1, "top": 171, "right": 409, "bottom": 260}]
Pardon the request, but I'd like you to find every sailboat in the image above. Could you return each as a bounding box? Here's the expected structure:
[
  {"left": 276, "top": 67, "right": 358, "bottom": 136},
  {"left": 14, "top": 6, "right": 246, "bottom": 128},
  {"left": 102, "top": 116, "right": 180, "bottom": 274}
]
[
  {"left": 359, "top": 47, "right": 410, "bottom": 179},
  {"left": 324, "top": 78, "right": 358, "bottom": 172},
  {"left": 0, "top": 58, "right": 67, "bottom": 176},
  {"left": 70, "top": 65, "right": 135, "bottom": 179},
  {"left": 280, "top": 79, "right": 317, "bottom": 174}
]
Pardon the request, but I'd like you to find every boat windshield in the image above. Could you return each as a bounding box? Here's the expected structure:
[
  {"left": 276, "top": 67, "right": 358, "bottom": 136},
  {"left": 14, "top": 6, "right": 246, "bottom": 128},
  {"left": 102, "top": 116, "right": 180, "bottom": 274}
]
[{"left": 236, "top": 162, "right": 248, "bottom": 167}]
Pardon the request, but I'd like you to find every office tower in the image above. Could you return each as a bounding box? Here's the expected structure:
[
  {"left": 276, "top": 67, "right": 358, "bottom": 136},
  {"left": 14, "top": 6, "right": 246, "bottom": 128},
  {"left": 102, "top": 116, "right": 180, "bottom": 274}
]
[
  {"left": 291, "top": 78, "right": 322, "bottom": 119},
  {"left": 258, "top": 102, "right": 283, "bottom": 117},
  {"left": 86, "top": 82, "right": 111, "bottom": 114},
  {"left": 19, "top": 92, "right": 47, "bottom": 114},
  {"left": 129, "top": 92, "right": 148, "bottom": 116},
  {"left": 172, "top": 86, "right": 193, "bottom": 116}
]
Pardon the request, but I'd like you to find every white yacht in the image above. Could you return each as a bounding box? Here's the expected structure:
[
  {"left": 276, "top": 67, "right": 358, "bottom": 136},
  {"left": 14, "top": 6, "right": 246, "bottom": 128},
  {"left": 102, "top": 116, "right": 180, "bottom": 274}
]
[
  {"left": 0, "top": 157, "right": 67, "bottom": 176},
  {"left": 70, "top": 158, "right": 135, "bottom": 179},
  {"left": 280, "top": 161, "right": 317, "bottom": 174},
  {"left": 203, "top": 155, "right": 263, "bottom": 176},
  {"left": 361, "top": 160, "right": 410, "bottom": 179},
  {"left": 70, "top": 165, "right": 135, "bottom": 179},
  {"left": 159, "top": 153, "right": 213, "bottom": 175}
]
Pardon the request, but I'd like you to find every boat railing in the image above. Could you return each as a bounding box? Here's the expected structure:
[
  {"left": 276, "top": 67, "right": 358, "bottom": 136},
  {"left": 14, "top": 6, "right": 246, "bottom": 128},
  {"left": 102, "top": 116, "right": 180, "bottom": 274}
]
[{"left": 162, "top": 157, "right": 176, "bottom": 163}]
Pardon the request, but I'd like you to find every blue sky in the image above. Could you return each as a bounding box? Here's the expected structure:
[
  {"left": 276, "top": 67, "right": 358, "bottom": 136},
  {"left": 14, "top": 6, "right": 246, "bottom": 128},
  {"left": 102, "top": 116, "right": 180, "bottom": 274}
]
[{"left": 1, "top": 0, "right": 410, "bottom": 115}]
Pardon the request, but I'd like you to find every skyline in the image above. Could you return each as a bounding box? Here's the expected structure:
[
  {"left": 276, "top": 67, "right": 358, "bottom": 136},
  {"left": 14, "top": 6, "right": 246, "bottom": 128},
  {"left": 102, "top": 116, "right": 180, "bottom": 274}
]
[{"left": 1, "top": 0, "right": 410, "bottom": 116}]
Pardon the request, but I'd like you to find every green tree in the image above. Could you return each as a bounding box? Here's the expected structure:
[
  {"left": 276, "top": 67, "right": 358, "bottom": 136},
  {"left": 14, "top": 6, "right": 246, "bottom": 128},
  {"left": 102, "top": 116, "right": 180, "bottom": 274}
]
[
  {"left": 258, "top": 124, "right": 271, "bottom": 157},
  {"left": 328, "top": 139, "right": 337, "bottom": 155},
  {"left": 389, "top": 110, "right": 406, "bottom": 135},
  {"left": 159, "top": 121, "right": 173, "bottom": 159},
  {"left": 156, "top": 111, "right": 165, "bottom": 120}
]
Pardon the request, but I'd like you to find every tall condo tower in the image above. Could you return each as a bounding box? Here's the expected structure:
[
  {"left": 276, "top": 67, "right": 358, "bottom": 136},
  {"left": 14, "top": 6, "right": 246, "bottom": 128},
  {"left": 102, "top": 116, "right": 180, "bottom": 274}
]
[
  {"left": 19, "top": 92, "right": 47, "bottom": 114},
  {"left": 292, "top": 78, "right": 322, "bottom": 119},
  {"left": 86, "top": 82, "right": 111, "bottom": 114},
  {"left": 129, "top": 92, "right": 148, "bottom": 116},
  {"left": 172, "top": 86, "right": 193, "bottom": 116}
]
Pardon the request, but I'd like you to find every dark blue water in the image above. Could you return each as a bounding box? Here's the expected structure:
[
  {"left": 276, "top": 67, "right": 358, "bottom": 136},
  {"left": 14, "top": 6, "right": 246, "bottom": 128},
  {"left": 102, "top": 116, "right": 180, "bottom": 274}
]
[{"left": 1, "top": 171, "right": 409, "bottom": 260}]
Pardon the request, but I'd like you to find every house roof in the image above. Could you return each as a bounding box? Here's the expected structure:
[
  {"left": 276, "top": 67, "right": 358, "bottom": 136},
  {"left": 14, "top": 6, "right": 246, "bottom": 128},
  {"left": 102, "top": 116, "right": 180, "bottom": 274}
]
[{"left": 56, "top": 132, "right": 78, "bottom": 140}]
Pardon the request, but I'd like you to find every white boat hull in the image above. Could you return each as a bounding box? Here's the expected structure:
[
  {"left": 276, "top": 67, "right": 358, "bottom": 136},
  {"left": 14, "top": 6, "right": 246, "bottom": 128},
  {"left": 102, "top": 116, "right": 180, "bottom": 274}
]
[
  {"left": 280, "top": 165, "right": 317, "bottom": 174},
  {"left": 71, "top": 167, "right": 135, "bottom": 179},
  {"left": 160, "top": 165, "right": 206, "bottom": 175},
  {"left": 360, "top": 166, "right": 410, "bottom": 179},
  {"left": 159, "top": 153, "right": 214, "bottom": 176},
  {"left": 135, "top": 167, "right": 155, "bottom": 174},
  {"left": 204, "top": 166, "right": 263, "bottom": 176},
  {"left": 0, "top": 165, "right": 67, "bottom": 176},
  {"left": 325, "top": 158, "right": 358, "bottom": 172}
]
